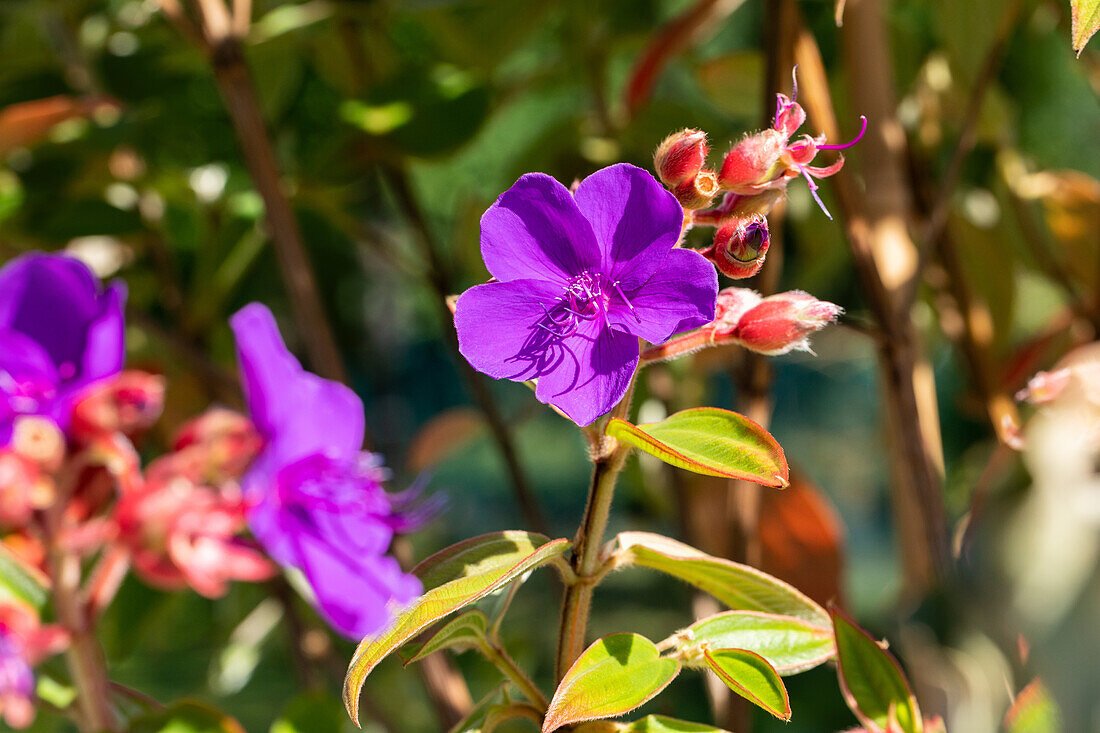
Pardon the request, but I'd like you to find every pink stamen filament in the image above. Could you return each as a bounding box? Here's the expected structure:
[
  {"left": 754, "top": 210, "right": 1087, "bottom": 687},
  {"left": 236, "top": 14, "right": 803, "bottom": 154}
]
[
  {"left": 612, "top": 281, "right": 641, "bottom": 322},
  {"left": 817, "top": 115, "right": 867, "bottom": 151}
]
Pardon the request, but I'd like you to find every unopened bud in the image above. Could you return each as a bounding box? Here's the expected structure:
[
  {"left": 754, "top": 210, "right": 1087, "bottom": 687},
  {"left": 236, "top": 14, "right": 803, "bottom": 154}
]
[
  {"left": 10, "top": 417, "right": 64, "bottom": 473},
  {"left": 732, "top": 290, "right": 842, "bottom": 355},
  {"left": 655, "top": 129, "right": 708, "bottom": 188},
  {"left": 718, "top": 129, "right": 786, "bottom": 193},
  {"left": 712, "top": 287, "right": 763, "bottom": 334},
  {"left": 71, "top": 371, "right": 165, "bottom": 442},
  {"left": 0, "top": 450, "right": 53, "bottom": 527},
  {"left": 702, "top": 216, "right": 771, "bottom": 279},
  {"left": 773, "top": 94, "right": 807, "bottom": 137},
  {"left": 173, "top": 408, "right": 262, "bottom": 482}
]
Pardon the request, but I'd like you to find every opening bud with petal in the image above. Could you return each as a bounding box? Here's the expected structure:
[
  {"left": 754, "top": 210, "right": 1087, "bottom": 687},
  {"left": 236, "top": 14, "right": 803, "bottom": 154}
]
[
  {"left": 732, "top": 290, "right": 843, "bottom": 355},
  {"left": 655, "top": 129, "right": 719, "bottom": 210},
  {"left": 701, "top": 215, "right": 771, "bottom": 279}
]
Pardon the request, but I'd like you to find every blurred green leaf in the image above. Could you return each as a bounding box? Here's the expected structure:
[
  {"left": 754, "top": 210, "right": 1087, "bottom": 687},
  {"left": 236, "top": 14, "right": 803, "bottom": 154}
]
[
  {"left": 831, "top": 607, "right": 922, "bottom": 733},
  {"left": 544, "top": 633, "right": 681, "bottom": 732},
  {"left": 613, "top": 532, "right": 829, "bottom": 625},
  {"left": 674, "top": 610, "right": 834, "bottom": 675},
  {"left": 270, "top": 692, "right": 346, "bottom": 733},
  {"left": 1004, "top": 678, "right": 1063, "bottom": 733},
  {"left": 448, "top": 685, "right": 506, "bottom": 733},
  {"left": 129, "top": 700, "right": 246, "bottom": 733},
  {"left": 702, "top": 648, "right": 790, "bottom": 721},
  {"left": 0, "top": 542, "right": 47, "bottom": 610},
  {"left": 344, "top": 532, "right": 571, "bottom": 725},
  {"left": 606, "top": 408, "right": 789, "bottom": 487}
]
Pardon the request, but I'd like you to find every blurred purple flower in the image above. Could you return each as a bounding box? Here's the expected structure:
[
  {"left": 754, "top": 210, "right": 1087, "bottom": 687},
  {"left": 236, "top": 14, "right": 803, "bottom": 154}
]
[
  {"left": 0, "top": 253, "right": 126, "bottom": 444},
  {"left": 230, "top": 303, "right": 423, "bottom": 639},
  {"left": 0, "top": 629, "right": 35, "bottom": 729},
  {"left": 455, "top": 163, "right": 717, "bottom": 426}
]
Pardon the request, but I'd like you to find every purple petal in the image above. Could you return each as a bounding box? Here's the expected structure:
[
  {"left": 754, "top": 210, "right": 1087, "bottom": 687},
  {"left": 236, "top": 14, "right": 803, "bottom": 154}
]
[
  {"left": 572, "top": 163, "right": 684, "bottom": 288},
  {"left": 292, "top": 530, "right": 421, "bottom": 639},
  {"left": 230, "top": 303, "right": 362, "bottom": 470},
  {"left": 0, "top": 329, "right": 60, "bottom": 441},
  {"left": 534, "top": 318, "right": 638, "bottom": 426},
  {"left": 480, "top": 173, "right": 601, "bottom": 284},
  {"left": 0, "top": 253, "right": 126, "bottom": 386},
  {"left": 609, "top": 248, "right": 718, "bottom": 343},
  {"left": 454, "top": 279, "right": 566, "bottom": 382}
]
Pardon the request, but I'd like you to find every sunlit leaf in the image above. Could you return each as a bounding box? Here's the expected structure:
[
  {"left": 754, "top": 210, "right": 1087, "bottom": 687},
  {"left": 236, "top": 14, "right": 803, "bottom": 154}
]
[
  {"left": 1072, "top": 0, "right": 1100, "bottom": 55},
  {"left": 401, "top": 609, "right": 489, "bottom": 665},
  {"left": 543, "top": 634, "right": 681, "bottom": 732},
  {"left": 1004, "top": 678, "right": 1063, "bottom": 733},
  {"left": 675, "top": 610, "right": 834, "bottom": 675},
  {"left": 703, "top": 648, "right": 790, "bottom": 721},
  {"left": 344, "top": 532, "right": 571, "bottom": 725},
  {"left": 606, "top": 408, "right": 788, "bottom": 487},
  {"left": 0, "top": 542, "right": 48, "bottom": 610},
  {"left": 831, "top": 607, "right": 922, "bottom": 733},
  {"left": 613, "top": 532, "right": 828, "bottom": 625}
]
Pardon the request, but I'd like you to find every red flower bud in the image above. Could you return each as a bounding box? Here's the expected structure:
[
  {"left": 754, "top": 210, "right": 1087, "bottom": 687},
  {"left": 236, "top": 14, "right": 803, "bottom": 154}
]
[
  {"left": 718, "top": 129, "right": 787, "bottom": 193},
  {"left": 654, "top": 129, "right": 708, "bottom": 188},
  {"left": 732, "top": 290, "right": 843, "bottom": 355},
  {"left": 173, "top": 408, "right": 262, "bottom": 483},
  {"left": 713, "top": 287, "right": 764, "bottom": 335},
  {"left": 773, "top": 93, "right": 807, "bottom": 137},
  {"left": 0, "top": 450, "right": 52, "bottom": 529},
  {"left": 9, "top": 417, "right": 64, "bottom": 474},
  {"left": 702, "top": 216, "right": 771, "bottom": 279},
  {"left": 70, "top": 371, "right": 165, "bottom": 443}
]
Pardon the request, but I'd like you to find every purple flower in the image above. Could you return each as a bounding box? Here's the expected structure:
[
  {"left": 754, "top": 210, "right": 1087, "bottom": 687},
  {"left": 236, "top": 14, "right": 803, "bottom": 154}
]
[
  {"left": 230, "top": 303, "right": 422, "bottom": 639},
  {"left": 455, "top": 163, "right": 718, "bottom": 426},
  {"left": 0, "top": 253, "right": 126, "bottom": 444}
]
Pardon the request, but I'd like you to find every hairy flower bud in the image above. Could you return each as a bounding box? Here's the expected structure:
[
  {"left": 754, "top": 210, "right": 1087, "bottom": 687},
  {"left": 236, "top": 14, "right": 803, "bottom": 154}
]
[
  {"left": 70, "top": 371, "right": 165, "bottom": 443},
  {"left": 732, "top": 290, "right": 843, "bottom": 355},
  {"left": 718, "top": 129, "right": 787, "bottom": 193},
  {"left": 713, "top": 287, "right": 764, "bottom": 335},
  {"left": 702, "top": 216, "right": 771, "bottom": 279},
  {"left": 655, "top": 129, "right": 708, "bottom": 188}
]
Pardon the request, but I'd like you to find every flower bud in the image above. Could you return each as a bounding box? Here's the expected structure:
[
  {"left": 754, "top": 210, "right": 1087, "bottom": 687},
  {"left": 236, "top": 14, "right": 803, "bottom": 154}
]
[
  {"left": 0, "top": 451, "right": 52, "bottom": 528},
  {"left": 732, "top": 290, "right": 843, "bottom": 355},
  {"left": 672, "top": 169, "right": 720, "bottom": 210},
  {"left": 712, "top": 287, "right": 764, "bottom": 335},
  {"left": 173, "top": 408, "right": 262, "bottom": 482},
  {"left": 654, "top": 129, "right": 708, "bottom": 188},
  {"left": 773, "top": 93, "right": 807, "bottom": 137},
  {"left": 10, "top": 417, "right": 64, "bottom": 474},
  {"left": 1015, "top": 368, "right": 1072, "bottom": 404},
  {"left": 718, "top": 129, "right": 786, "bottom": 193},
  {"left": 70, "top": 371, "right": 165, "bottom": 443},
  {"left": 702, "top": 216, "right": 771, "bottom": 279}
]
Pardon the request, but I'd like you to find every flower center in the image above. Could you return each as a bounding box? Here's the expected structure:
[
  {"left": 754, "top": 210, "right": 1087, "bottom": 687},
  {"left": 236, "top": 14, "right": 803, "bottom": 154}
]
[
  {"left": 538, "top": 272, "right": 637, "bottom": 338},
  {"left": 0, "top": 371, "right": 57, "bottom": 419}
]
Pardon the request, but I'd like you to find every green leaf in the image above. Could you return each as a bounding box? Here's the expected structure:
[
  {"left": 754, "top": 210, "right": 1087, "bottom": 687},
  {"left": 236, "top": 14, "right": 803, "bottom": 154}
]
[
  {"left": 613, "top": 532, "right": 828, "bottom": 626},
  {"left": 483, "top": 703, "right": 543, "bottom": 731},
  {"left": 702, "top": 649, "right": 790, "bottom": 721},
  {"left": 606, "top": 408, "right": 788, "bottom": 487},
  {"left": 401, "top": 609, "right": 489, "bottom": 665},
  {"left": 448, "top": 686, "right": 506, "bottom": 733},
  {"left": 674, "top": 610, "right": 834, "bottom": 675},
  {"left": 831, "top": 607, "right": 922, "bottom": 733},
  {"left": 128, "top": 700, "right": 246, "bottom": 733},
  {"left": 1004, "top": 678, "right": 1063, "bottom": 733},
  {"left": 575, "top": 716, "right": 731, "bottom": 732},
  {"left": 544, "top": 634, "right": 681, "bottom": 732},
  {"left": 0, "top": 542, "right": 48, "bottom": 610},
  {"left": 344, "top": 532, "right": 571, "bottom": 725},
  {"left": 1072, "top": 0, "right": 1100, "bottom": 55}
]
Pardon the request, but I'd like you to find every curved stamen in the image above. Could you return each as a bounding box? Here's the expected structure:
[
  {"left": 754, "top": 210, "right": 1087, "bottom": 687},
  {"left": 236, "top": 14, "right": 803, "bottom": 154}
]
[
  {"left": 800, "top": 167, "right": 833, "bottom": 221},
  {"left": 817, "top": 115, "right": 867, "bottom": 151},
  {"left": 612, "top": 281, "right": 641, "bottom": 322}
]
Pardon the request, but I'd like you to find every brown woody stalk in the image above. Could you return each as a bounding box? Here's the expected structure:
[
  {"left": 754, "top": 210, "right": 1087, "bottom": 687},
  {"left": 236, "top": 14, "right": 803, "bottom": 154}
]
[{"left": 793, "top": 1, "right": 951, "bottom": 592}]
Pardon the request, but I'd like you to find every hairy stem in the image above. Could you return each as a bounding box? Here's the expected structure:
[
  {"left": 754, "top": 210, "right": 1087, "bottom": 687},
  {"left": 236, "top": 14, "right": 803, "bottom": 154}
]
[{"left": 479, "top": 639, "right": 548, "bottom": 710}]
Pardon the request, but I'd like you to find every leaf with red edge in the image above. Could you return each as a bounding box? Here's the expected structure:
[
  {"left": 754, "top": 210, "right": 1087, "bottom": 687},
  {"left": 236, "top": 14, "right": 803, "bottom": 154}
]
[
  {"left": 1004, "top": 678, "right": 1062, "bottom": 733},
  {"left": 702, "top": 648, "right": 790, "bottom": 721},
  {"left": 1072, "top": 0, "right": 1100, "bottom": 55},
  {"left": 606, "top": 408, "right": 788, "bottom": 488},
  {"left": 831, "top": 607, "right": 922, "bottom": 733}
]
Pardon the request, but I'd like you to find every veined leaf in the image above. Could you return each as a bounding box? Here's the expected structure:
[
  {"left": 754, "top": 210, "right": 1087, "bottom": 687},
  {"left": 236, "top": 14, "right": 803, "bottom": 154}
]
[
  {"left": 613, "top": 532, "right": 828, "bottom": 626},
  {"left": 1072, "top": 0, "right": 1100, "bottom": 55},
  {"left": 401, "top": 609, "right": 488, "bottom": 665},
  {"left": 543, "top": 634, "right": 681, "bottom": 732},
  {"left": 675, "top": 610, "right": 834, "bottom": 675},
  {"left": 575, "top": 716, "right": 731, "bottom": 732},
  {"left": 0, "top": 542, "right": 48, "bottom": 610},
  {"left": 344, "top": 532, "right": 571, "bottom": 725},
  {"left": 703, "top": 648, "right": 790, "bottom": 721},
  {"left": 831, "top": 607, "right": 922, "bottom": 733},
  {"left": 606, "top": 408, "right": 788, "bottom": 487}
]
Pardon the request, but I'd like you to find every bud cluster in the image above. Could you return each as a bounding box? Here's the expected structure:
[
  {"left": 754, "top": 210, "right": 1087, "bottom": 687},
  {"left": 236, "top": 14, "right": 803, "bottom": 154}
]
[{"left": 653, "top": 71, "right": 864, "bottom": 281}]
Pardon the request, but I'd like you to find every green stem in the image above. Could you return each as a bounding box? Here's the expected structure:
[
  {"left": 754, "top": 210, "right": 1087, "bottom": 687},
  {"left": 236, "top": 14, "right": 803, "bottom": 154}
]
[{"left": 479, "top": 639, "right": 548, "bottom": 711}]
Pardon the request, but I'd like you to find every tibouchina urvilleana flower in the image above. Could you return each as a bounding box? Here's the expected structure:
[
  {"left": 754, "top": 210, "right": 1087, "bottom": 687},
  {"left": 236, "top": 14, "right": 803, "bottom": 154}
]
[
  {"left": 0, "top": 253, "right": 125, "bottom": 444},
  {"left": 230, "top": 303, "right": 423, "bottom": 639},
  {"left": 455, "top": 163, "right": 718, "bottom": 426}
]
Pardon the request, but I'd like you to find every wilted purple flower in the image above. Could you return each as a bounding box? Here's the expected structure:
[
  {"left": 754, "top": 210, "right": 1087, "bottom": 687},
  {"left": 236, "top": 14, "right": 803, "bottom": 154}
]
[
  {"left": 0, "top": 253, "right": 126, "bottom": 444},
  {"left": 230, "top": 303, "right": 422, "bottom": 639},
  {"left": 455, "top": 163, "right": 718, "bottom": 426}
]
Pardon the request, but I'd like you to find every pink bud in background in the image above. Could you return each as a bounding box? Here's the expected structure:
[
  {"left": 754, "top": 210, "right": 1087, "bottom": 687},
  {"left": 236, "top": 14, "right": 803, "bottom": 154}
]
[
  {"left": 733, "top": 290, "right": 843, "bottom": 355},
  {"left": 702, "top": 216, "right": 771, "bottom": 279},
  {"left": 1015, "top": 368, "right": 1072, "bottom": 404},
  {"left": 0, "top": 451, "right": 52, "bottom": 529},
  {"left": 173, "top": 408, "right": 262, "bottom": 483},
  {"left": 654, "top": 128, "right": 708, "bottom": 188},
  {"left": 70, "top": 371, "right": 165, "bottom": 443},
  {"left": 9, "top": 417, "right": 64, "bottom": 474},
  {"left": 0, "top": 604, "right": 67, "bottom": 730}
]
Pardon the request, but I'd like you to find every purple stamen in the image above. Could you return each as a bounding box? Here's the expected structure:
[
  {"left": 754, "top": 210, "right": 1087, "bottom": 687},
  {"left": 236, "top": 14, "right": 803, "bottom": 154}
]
[
  {"left": 800, "top": 167, "right": 833, "bottom": 221},
  {"left": 612, "top": 281, "right": 641, "bottom": 322},
  {"left": 817, "top": 115, "right": 867, "bottom": 151}
]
